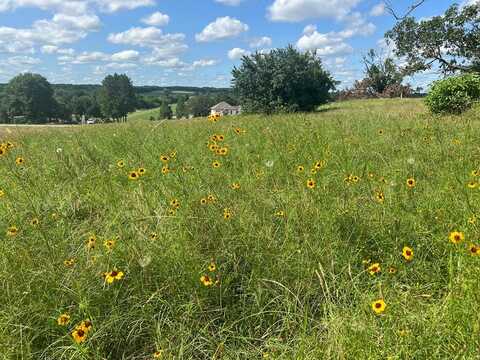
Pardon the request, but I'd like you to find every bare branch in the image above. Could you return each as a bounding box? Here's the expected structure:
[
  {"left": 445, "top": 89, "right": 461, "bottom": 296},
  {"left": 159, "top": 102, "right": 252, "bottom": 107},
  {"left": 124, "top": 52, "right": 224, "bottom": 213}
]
[{"left": 384, "top": 0, "right": 427, "bottom": 20}]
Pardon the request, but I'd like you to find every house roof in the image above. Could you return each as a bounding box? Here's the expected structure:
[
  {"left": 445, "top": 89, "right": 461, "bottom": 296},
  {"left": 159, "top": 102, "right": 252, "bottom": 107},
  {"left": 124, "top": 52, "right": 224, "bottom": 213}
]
[{"left": 211, "top": 102, "right": 240, "bottom": 110}]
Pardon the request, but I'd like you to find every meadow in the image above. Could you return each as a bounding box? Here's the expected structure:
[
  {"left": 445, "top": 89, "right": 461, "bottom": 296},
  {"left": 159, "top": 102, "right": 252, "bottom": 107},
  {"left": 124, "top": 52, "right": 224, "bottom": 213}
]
[{"left": 1, "top": 98, "right": 479, "bottom": 359}]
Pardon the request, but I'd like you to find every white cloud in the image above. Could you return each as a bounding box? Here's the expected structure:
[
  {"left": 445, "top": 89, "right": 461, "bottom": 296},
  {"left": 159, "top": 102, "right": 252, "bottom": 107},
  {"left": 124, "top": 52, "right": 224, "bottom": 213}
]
[
  {"left": 72, "top": 51, "right": 110, "bottom": 64},
  {"left": 95, "top": 0, "right": 155, "bottom": 13},
  {"left": 41, "top": 45, "right": 75, "bottom": 55},
  {"left": 337, "top": 12, "right": 376, "bottom": 38},
  {"left": 249, "top": 36, "right": 272, "bottom": 48},
  {"left": 108, "top": 27, "right": 186, "bottom": 50},
  {"left": 267, "top": 0, "right": 361, "bottom": 22},
  {"left": 228, "top": 47, "right": 249, "bottom": 60},
  {"left": 192, "top": 59, "right": 219, "bottom": 67},
  {"left": 369, "top": 2, "right": 385, "bottom": 16},
  {"left": 111, "top": 50, "right": 139, "bottom": 61},
  {"left": 296, "top": 25, "right": 353, "bottom": 56},
  {"left": 215, "top": 0, "right": 243, "bottom": 5},
  {"left": 142, "top": 11, "right": 169, "bottom": 26},
  {"left": 195, "top": 16, "right": 249, "bottom": 42},
  {"left": 7, "top": 55, "right": 41, "bottom": 65}
]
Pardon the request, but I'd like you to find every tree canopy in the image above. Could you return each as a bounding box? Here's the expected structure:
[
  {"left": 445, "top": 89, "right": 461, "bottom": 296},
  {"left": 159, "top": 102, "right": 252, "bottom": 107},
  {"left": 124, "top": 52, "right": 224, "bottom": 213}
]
[
  {"left": 99, "top": 73, "right": 136, "bottom": 122},
  {"left": 5, "top": 73, "right": 56, "bottom": 122},
  {"left": 362, "top": 49, "right": 404, "bottom": 94},
  {"left": 385, "top": 3, "right": 480, "bottom": 75},
  {"left": 232, "top": 46, "right": 336, "bottom": 114}
]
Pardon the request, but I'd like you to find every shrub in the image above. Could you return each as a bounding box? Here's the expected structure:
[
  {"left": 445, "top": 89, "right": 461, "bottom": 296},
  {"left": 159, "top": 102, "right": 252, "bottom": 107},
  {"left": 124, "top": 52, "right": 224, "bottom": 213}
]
[{"left": 425, "top": 74, "right": 480, "bottom": 114}]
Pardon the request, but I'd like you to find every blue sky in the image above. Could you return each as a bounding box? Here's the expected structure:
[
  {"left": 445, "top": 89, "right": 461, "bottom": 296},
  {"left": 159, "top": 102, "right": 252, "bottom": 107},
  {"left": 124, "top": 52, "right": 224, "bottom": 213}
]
[{"left": 0, "top": 0, "right": 466, "bottom": 88}]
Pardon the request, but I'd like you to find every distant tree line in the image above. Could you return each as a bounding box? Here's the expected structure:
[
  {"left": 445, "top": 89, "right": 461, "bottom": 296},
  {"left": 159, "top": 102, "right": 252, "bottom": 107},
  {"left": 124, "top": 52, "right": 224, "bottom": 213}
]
[{"left": 0, "top": 72, "right": 239, "bottom": 123}]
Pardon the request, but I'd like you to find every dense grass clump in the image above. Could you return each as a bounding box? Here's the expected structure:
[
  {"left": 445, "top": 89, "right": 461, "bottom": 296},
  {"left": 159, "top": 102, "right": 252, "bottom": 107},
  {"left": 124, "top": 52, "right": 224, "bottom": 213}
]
[{"left": 0, "top": 99, "right": 479, "bottom": 359}]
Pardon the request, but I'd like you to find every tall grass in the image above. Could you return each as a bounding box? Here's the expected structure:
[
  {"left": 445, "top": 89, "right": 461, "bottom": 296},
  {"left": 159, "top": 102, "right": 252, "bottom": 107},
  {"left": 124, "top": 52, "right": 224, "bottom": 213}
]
[{"left": 0, "top": 99, "right": 479, "bottom": 359}]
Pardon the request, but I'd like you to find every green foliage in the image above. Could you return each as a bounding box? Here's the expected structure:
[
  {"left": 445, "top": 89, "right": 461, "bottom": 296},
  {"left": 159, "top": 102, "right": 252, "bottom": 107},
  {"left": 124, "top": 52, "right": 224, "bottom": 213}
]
[
  {"left": 99, "top": 73, "right": 136, "bottom": 122},
  {"left": 5, "top": 73, "right": 56, "bottom": 123},
  {"left": 175, "top": 97, "right": 188, "bottom": 119},
  {"left": 363, "top": 49, "right": 404, "bottom": 94},
  {"left": 425, "top": 74, "right": 480, "bottom": 114},
  {"left": 158, "top": 101, "right": 173, "bottom": 120},
  {"left": 386, "top": 3, "right": 480, "bottom": 75},
  {"left": 186, "top": 95, "right": 214, "bottom": 117},
  {"left": 232, "top": 45, "right": 336, "bottom": 114}
]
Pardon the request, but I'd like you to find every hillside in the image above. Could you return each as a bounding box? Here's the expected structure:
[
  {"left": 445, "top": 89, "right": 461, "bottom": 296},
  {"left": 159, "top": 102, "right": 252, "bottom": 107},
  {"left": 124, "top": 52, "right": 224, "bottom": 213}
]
[{"left": 1, "top": 98, "right": 479, "bottom": 359}]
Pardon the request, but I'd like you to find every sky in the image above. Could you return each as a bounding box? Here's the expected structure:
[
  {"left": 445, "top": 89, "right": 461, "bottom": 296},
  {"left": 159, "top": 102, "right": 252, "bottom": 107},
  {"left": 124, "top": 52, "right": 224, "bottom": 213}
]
[{"left": 0, "top": 0, "right": 473, "bottom": 89}]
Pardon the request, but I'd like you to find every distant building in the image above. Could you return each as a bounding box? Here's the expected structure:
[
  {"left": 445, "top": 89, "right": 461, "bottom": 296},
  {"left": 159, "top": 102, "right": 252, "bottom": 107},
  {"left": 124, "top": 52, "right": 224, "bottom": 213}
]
[{"left": 210, "top": 102, "right": 242, "bottom": 116}]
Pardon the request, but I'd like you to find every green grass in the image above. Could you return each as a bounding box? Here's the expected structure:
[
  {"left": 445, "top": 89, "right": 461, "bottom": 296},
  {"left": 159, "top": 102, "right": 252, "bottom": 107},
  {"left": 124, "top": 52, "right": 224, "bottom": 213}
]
[
  {"left": 1, "top": 98, "right": 480, "bottom": 359},
  {"left": 129, "top": 104, "right": 178, "bottom": 122}
]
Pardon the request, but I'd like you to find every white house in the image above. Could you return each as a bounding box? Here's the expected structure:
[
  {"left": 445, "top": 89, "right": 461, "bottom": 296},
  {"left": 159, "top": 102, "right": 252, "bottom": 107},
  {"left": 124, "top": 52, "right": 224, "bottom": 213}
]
[{"left": 210, "top": 102, "right": 242, "bottom": 116}]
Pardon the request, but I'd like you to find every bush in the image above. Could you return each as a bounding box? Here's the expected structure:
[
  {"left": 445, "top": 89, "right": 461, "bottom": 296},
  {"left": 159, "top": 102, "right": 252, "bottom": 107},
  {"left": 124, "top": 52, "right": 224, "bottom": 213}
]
[{"left": 425, "top": 74, "right": 480, "bottom": 114}]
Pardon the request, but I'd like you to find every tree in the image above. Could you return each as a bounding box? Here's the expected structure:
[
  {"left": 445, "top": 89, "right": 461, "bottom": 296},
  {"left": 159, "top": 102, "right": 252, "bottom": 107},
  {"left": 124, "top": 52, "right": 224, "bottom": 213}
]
[
  {"left": 232, "top": 46, "right": 336, "bottom": 114},
  {"left": 5, "top": 73, "right": 56, "bottom": 123},
  {"left": 362, "top": 49, "right": 404, "bottom": 94},
  {"left": 186, "top": 95, "right": 215, "bottom": 117},
  {"left": 158, "top": 101, "right": 173, "bottom": 120},
  {"left": 72, "top": 95, "right": 92, "bottom": 118},
  {"left": 99, "top": 73, "right": 136, "bottom": 122},
  {"left": 175, "top": 96, "right": 188, "bottom": 119},
  {"left": 385, "top": 3, "right": 480, "bottom": 75}
]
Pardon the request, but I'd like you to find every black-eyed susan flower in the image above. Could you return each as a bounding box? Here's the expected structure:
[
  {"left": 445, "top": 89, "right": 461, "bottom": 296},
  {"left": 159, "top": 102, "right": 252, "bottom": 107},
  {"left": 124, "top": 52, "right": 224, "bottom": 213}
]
[
  {"left": 15, "top": 157, "right": 25, "bottom": 165},
  {"left": 117, "top": 160, "right": 125, "bottom": 168},
  {"left": 297, "top": 165, "right": 305, "bottom": 172},
  {"left": 231, "top": 182, "right": 240, "bottom": 190},
  {"left": 150, "top": 232, "right": 157, "bottom": 240},
  {"left": 275, "top": 210, "right": 285, "bottom": 217},
  {"left": 57, "top": 313, "right": 71, "bottom": 326},
  {"left": 6, "top": 225, "right": 18, "bottom": 236},
  {"left": 375, "top": 191, "right": 385, "bottom": 203},
  {"left": 138, "top": 167, "right": 146, "bottom": 176},
  {"left": 30, "top": 218, "right": 40, "bottom": 227},
  {"left": 372, "top": 299, "right": 386, "bottom": 314},
  {"left": 86, "top": 235, "right": 96, "bottom": 250},
  {"left": 223, "top": 208, "right": 232, "bottom": 220},
  {"left": 200, "top": 198, "right": 208, "bottom": 205},
  {"left": 0, "top": 147, "right": 5, "bottom": 156},
  {"left": 212, "top": 160, "right": 221, "bottom": 169},
  {"left": 64, "top": 258, "right": 75, "bottom": 267},
  {"left": 306, "top": 179, "right": 316, "bottom": 189},
  {"left": 167, "top": 209, "right": 176, "bottom": 216},
  {"left": 128, "top": 171, "right": 140, "bottom": 180},
  {"left": 160, "top": 155, "right": 169, "bottom": 163},
  {"left": 449, "top": 231, "right": 464, "bottom": 244},
  {"left": 71, "top": 327, "right": 88, "bottom": 344},
  {"left": 234, "top": 127, "right": 243, "bottom": 135},
  {"left": 378, "top": 129, "right": 384, "bottom": 135},
  {"left": 219, "top": 147, "right": 228, "bottom": 156},
  {"left": 153, "top": 350, "right": 164, "bottom": 359},
  {"left": 388, "top": 266, "right": 397, "bottom": 274},
  {"left": 468, "top": 215, "right": 477, "bottom": 225},
  {"left": 471, "top": 170, "right": 480, "bottom": 177},
  {"left": 103, "top": 269, "right": 124, "bottom": 284},
  {"left": 467, "top": 181, "right": 478, "bottom": 189},
  {"left": 406, "top": 178, "right": 416, "bottom": 188},
  {"left": 314, "top": 160, "right": 326, "bottom": 170},
  {"left": 368, "top": 263, "right": 381, "bottom": 275},
  {"left": 161, "top": 166, "right": 170, "bottom": 175},
  {"left": 351, "top": 175, "right": 360, "bottom": 183},
  {"left": 217, "top": 134, "right": 225, "bottom": 141},
  {"left": 208, "top": 262, "right": 216, "bottom": 272},
  {"left": 104, "top": 239, "right": 115, "bottom": 251},
  {"left": 170, "top": 199, "right": 180, "bottom": 209},
  {"left": 468, "top": 244, "right": 479, "bottom": 256},
  {"left": 207, "top": 194, "right": 216, "bottom": 203},
  {"left": 402, "top": 246, "right": 414, "bottom": 261},
  {"left": 170, "top": 151, "right": 177, "bottom": 158},
  {"left": 200, "top": 275, "right": 214, "bottom": 287}
]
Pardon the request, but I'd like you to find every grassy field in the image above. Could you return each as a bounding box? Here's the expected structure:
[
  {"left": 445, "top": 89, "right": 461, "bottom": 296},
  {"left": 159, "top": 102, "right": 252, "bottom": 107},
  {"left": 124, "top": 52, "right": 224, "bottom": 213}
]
[
  {"left": 1, "top": 98, "right": 480, "bottom": 359},
  {"left": 129, "top": 104, "right": 178, "bottom": 122}
]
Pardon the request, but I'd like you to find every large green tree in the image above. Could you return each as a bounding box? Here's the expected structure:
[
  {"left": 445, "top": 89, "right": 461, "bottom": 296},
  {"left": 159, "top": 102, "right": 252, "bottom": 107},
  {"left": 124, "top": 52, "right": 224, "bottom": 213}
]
[
  {"left": 186, "top": 95, "right": 214, "bottom": 117},
  {"left": 99, "top": 73, "right": 136, "bottom": 122},
  {"left": 158, "top": 101, "right": 173, "bottom": 120},
  {"left": 362, "top": 49, "right": 404, "bottom": 94},
  {"left": 232, "top": 46, "right": 336, "bottom": 114},
  {"left": 5, "top": 73, "right": 56, "bottom": 123},
  {"left": 385, "top": 3, "right": 480, "bottom": 75},
  {"left": 175, "top": 96, "right": 188, "bottom": 119}
]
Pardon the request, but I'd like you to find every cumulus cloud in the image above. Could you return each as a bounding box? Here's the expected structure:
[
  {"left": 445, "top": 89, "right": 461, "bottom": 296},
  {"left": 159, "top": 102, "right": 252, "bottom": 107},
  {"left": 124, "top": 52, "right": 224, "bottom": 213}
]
[
  {"left": 195, "top": 16, "right": 249, "bottom": 42},
  {"left": 249, "top": 36, "right": 272, "bottom": 48},
  {"left": 296, "top": 25, "right": 353, "bottom": 56},
  {"left": 228, "top": 47, "right": 249, "bottom": 60},
  {"left": 111, "top": 50, "right": 140, "bottom": 62},
  {"left": 369, "top": 2, "right": 385, "bottom": 16},
  {"left": 192, "top": 59, "right": 220, "bottom": 67},
  {"left": 267, "top": 0, "right": 361, "bottom": 22},
  {"left": 0, "top": 0, "right": 154, "bottom": 13},
  {"left": 142, "top": 11, "right": 170, "bottom": 26}
]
